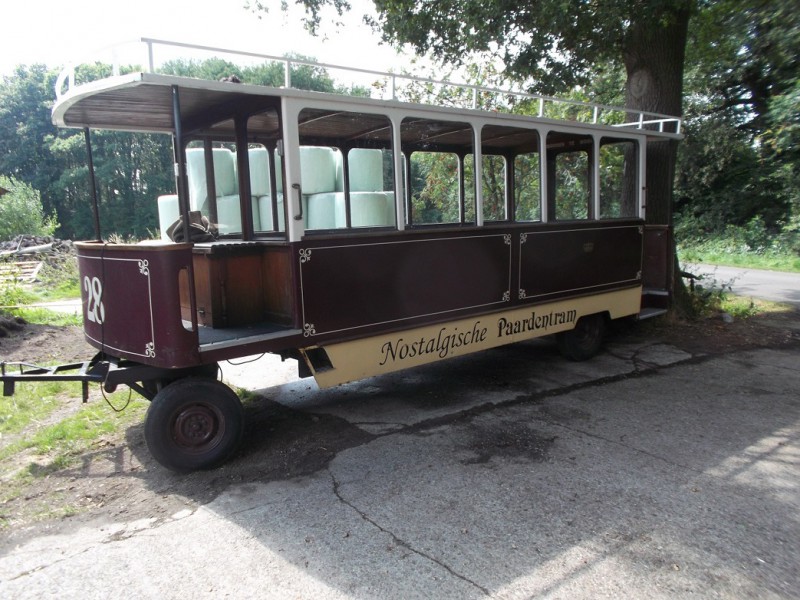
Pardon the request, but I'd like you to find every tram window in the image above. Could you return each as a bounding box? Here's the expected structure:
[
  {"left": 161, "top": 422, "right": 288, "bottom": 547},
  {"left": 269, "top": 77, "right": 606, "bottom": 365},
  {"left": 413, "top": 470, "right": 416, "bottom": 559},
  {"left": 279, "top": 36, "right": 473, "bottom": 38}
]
[
  {"left": 410, "top": 152, "right": 461, "bottom": 224},
  {"left": 297, "top": 108, "right": 395, "bottom": 231},
  {"left": 346, "top": 147, "right": 397, "bottom": 228},
  {"left": 481, "top": 155, "right": 507, "bottom": 222},
  {"left": 248, "top": 144, "right": 285, "bottom": 233},
  {"left": 401, "top": 117, "right": 474, "bottom": 226},
  {"left": 600, "top": 138, "right": 638, "bottom": 219},
  {"left": 184, "top": 140, "right": 246, "bottom": 236},
  {"left": 461, "top": 155, "right": 476, "bottom": 223},
  {"left": 480, "top": 124, "right": 541, "bottom": 222},
  {"left": 514, "top": 153, "right": 542, "bottom": 222},
  {"left": 555, "top": 151, "right": 590, "bottom": 220},
  {"left": 299, "top": 146, "right": 344, "bottom": 230},
  {"left": 547, "top": 132, "right": 593, "bottom": 221}
]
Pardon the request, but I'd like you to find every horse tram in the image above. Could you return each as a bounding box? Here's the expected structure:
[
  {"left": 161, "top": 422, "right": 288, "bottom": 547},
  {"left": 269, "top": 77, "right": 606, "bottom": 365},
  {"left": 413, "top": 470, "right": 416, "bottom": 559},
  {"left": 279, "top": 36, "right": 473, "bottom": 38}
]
[{"left": 0, "top": 39, "right": 682, "bottom": 471}]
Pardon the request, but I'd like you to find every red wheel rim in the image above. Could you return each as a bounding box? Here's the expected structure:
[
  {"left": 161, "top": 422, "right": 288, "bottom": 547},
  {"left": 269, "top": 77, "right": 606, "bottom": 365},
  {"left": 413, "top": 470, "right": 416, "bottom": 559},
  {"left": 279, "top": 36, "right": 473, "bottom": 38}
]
[{"left": 171, "top": 403, "right": 225, "bottom": 453}]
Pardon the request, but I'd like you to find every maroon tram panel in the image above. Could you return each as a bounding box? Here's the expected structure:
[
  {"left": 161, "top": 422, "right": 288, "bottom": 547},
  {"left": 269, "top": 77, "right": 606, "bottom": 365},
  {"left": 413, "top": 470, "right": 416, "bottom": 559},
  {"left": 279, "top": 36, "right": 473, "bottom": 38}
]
[
  {"left": 518, "top": 223, "right": 643, "bottom": 300},
  {"left": 298, "top": 231, "right": 513, "bottom": 338},
  {"left": 76, "top": 242, "right": 201, "bottom": 368}
]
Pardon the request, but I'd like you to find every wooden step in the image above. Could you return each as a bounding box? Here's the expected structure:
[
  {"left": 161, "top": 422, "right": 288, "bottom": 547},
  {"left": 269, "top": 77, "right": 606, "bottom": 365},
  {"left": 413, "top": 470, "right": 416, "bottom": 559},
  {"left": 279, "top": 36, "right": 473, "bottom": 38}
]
[{"left": 637, "top": 307, "right": 668, "bottom": 320}]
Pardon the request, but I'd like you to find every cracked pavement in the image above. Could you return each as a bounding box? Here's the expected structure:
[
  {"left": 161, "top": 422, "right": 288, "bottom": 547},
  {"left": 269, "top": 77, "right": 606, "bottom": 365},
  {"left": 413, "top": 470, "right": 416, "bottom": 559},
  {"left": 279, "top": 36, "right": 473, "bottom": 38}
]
[{"left": 1, "top": 329, "right": 799, "bottom": 598}]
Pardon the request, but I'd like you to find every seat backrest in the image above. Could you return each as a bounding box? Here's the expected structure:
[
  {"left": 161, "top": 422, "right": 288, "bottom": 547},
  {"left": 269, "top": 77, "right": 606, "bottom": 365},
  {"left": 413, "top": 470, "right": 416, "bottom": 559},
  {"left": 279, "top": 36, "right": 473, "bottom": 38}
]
[
  {"left": 212, "top": 148, "right": 237, "bottom": 197},
  {"left": 185, "top": 147, "right": 238, "bottom": 212},
  {"left": 348, "top": 148, "right": 384, "bottom": 192},
  {"left": 300, "top": 146, "right": 337, "bottom": 194},
  {"left": 248, "top": 147, "right": 271, "bottom": 197}
]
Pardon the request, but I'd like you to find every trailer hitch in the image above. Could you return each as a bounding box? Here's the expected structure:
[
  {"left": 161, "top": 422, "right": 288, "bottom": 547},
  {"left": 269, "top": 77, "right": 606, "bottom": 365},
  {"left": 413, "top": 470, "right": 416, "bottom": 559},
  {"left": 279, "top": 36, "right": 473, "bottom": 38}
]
[
  {"left": 1, "top": 355, "right": 110, "bottom": 402},
  {"left": 1, "top": 355, "right": 218, "bottom": 403}
]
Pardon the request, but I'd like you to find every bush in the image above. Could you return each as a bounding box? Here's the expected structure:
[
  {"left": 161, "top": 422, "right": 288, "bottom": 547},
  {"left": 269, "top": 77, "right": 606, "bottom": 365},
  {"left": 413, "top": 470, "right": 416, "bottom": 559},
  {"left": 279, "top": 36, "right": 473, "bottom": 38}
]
[{"left": 0, "top": 176, "right": 58, "bottom": 241}]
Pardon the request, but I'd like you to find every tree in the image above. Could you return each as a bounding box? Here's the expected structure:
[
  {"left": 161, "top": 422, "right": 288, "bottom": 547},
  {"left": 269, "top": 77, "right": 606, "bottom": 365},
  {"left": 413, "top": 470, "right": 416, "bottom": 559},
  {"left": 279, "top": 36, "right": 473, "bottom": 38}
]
[
  {"left": 161, "top": 53, "right": 341, "bottom": 92},
  {"left": 0, "top": 175, "right": 58, "bottom": 240},
  {"left": 0, "top": 65, "right": 63, "bottom": 221},
  {"left": 675, "top": 0, "right": 800, "bottom": 240}
]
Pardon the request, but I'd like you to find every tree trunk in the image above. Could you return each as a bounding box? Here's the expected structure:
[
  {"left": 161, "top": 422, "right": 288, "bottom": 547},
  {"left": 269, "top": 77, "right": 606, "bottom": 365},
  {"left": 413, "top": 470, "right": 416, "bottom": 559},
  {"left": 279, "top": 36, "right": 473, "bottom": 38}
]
[
  {"left": 623, "top": 5, "right": 692, "bottom": 303},
  {"left": 623, "top": 5, "right": 691, "bottom": 226}
]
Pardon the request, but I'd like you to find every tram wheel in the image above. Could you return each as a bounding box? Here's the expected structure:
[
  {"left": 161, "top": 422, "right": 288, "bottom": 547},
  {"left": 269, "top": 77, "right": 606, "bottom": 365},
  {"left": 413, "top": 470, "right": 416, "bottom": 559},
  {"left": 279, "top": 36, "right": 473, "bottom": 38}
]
[
  {"left": 144, "top": 378, "right": 244, "bottom": 472},
  {"left": 140, "top": 363, "right": 220, "bottom": 401},
  {"left": 557, "top": 313, "right": 606, "bottom": 361}
]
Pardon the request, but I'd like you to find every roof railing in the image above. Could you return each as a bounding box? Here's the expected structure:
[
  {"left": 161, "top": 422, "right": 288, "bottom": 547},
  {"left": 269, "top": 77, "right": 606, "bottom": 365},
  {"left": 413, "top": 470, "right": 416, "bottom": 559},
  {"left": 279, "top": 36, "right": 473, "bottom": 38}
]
[{"left": 55, "top": 37, "right": 682, "bottom": 135}]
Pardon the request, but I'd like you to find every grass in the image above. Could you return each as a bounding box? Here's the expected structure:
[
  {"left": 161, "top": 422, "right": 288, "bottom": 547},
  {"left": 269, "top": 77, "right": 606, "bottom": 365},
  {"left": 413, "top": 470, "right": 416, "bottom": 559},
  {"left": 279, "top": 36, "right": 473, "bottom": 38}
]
[
  {"left": 679, "top": 246, "right": 800, "bottom": 273},
  {"left": 676, "top": 216, "right": 800, "bottom": 273},
  {"left": 1, "top": 253, "right": 81, "bottom": 323},
  {"left": 0, "top": 375, "right": 148, "bottom": 529},
  {"left": 720, "top": 296, "right": 783, "bottom": 320},
  {"left": 0, "top": 384, "right": 148, "bottom": 469},
  {"left": 0, "top": 380, "right": 72, "bottom": 438},
  {"left": 10, "top": 307, "right": 82, "bottom": 326},
  {"left": 679, "top": 263, "right": 789, "bottom": 321},
  {"left": 25, "top": 397, "right": 146, "bottom": 458}
]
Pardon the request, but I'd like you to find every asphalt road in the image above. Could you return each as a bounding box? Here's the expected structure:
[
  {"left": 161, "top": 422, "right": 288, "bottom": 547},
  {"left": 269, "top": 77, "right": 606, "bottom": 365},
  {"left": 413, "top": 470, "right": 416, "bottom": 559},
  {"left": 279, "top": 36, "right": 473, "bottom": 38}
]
[
  {"left": 1, "top": 329, "right": 798, "bottom": 598},
  {"left": 687, "top": 264, "right": 800, "bottom": 306}
]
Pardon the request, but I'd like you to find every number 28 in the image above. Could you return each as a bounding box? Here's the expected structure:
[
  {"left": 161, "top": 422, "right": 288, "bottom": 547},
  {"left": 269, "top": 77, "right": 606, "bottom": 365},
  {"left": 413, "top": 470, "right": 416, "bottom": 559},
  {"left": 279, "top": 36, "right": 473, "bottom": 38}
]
[{"left": 83, "top": 276, "right": 105, "bottom": 324}]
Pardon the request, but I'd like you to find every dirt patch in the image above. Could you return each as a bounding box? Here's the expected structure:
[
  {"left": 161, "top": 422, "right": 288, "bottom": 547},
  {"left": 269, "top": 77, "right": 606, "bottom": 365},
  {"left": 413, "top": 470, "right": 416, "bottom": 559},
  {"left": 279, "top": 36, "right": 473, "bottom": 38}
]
[
  {"left": 0, "top": 308, "right": 798, "bottom": 548},
  {"left": 0, "top": 323, "right": 92, "bottom": 364},
  {"left": 634, "top": 308, "right": 800, "bottom": 355},
  {"left": 461, "top": 420, "right": 557, "bottom": 465}
]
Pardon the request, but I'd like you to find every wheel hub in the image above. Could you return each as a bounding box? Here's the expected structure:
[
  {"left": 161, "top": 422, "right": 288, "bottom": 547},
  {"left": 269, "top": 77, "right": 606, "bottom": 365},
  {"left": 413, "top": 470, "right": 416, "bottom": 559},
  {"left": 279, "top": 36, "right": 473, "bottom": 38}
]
[{"left": 173, "top": 404, "right": 222, "bottom": 450}]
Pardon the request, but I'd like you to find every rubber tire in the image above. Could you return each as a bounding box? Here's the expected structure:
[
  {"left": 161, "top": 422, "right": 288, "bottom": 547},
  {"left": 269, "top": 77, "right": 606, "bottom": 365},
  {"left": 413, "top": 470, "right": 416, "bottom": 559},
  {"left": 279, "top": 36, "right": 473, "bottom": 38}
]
[
  {"left": 144, "top": 378, "right": 244, "bottom": 472},
  {"left": 556, "top": 313, "right": 606, "bottom": 361}
]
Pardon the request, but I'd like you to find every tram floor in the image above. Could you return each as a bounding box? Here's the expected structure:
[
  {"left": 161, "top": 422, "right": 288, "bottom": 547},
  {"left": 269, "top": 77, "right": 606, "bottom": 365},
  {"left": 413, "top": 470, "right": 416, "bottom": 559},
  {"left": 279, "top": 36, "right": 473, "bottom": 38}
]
[{"left": 197, "top": 321, "right": 297, "bottom": 347}]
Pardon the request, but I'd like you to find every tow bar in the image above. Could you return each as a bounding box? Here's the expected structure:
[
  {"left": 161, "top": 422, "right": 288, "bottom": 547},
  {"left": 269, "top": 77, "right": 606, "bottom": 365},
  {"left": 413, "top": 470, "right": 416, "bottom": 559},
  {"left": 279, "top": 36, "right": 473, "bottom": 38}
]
[{"left": 0, "top": 355, "right": 178, "bottom": 402}]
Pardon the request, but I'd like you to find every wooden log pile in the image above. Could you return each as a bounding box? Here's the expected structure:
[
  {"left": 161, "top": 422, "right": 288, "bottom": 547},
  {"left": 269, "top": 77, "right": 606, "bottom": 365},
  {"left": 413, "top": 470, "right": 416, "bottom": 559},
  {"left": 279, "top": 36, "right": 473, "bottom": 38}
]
[
  {"left": 0, "top": 235, "right": 75, "bottom": 286},
  {"left": 0, "top": 235, "right": 75, "bottom": 256}
]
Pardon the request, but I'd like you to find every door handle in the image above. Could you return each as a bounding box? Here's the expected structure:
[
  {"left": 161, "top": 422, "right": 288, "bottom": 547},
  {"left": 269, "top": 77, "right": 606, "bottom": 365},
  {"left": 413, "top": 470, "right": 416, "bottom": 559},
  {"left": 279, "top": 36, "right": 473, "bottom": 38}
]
[{"left": 292, "top": 183, "right": 303, "bottom": 221}]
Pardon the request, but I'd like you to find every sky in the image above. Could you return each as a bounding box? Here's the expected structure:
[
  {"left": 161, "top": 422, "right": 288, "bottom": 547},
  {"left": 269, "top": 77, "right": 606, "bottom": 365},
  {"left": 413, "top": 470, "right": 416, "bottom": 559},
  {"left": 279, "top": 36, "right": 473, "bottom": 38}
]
[{"left": 0, "top": 0, "right": 411, "bottom": 78}]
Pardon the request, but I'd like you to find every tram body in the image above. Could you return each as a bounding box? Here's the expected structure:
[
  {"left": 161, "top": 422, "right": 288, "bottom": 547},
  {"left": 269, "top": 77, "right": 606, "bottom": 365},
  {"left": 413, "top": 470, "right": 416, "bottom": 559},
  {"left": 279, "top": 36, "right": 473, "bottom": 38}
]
[{"left": 2, "top": 42, "right": 681, "bottom": 470}]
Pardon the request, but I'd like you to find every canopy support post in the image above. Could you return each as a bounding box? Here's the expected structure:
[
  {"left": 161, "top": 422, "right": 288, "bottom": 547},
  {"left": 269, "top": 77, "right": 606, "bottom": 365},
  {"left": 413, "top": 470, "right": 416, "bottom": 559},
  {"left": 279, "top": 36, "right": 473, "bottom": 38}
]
[
  {"left": 83, "top": 128, "right": 102, "bottom": 242},
  {"left": 171, "top": 85, "right": 199, "bottom": 332},
  {"left": 172, "top": 86, "right": 192, "bottom": 244}
]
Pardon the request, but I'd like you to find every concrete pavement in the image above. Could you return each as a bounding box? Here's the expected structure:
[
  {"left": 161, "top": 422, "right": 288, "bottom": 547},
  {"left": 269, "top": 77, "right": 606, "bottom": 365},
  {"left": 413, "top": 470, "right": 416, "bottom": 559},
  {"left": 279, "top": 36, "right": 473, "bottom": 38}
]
[{"left": 1, "top": 336, "right": 798, "bottom": 598}]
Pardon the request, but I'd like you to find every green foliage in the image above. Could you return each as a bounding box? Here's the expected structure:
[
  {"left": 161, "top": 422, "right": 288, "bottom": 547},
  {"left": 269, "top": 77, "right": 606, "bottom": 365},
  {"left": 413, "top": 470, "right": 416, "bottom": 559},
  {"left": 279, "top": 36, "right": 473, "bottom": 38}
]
[
  {"left": 0, "top": 255, "right": 81, "bottom": 324},
  {"left": 677, "top": 0, "right": 800, "bottom": 248},
  {"left": 0, "top": 176, "right": 58, "bottom": 240},
  {"left": 0, "top": 278, "right": 81, "bottom": 325},
  {"left": 554, "top": 152, "right": 589, "bottom": 220},
  {"left": 37, "top": 255, "right": 81, "bottom": 300},
  {"left": 679, "top": 267, "right": 777, "bottom": 320},
  {"left": 366, "top": 0, "right": 694, "bottom": 96},
  {"left": 409, "top": 152, "right": 462, "bottom": 224},
  {"left": 678, "top": 216, "right": 800, "bottom": 272},
  {"left": 0, "top": 278, "right": 38, "bottom": 308},
  {"left": 160, "top": 53, "right": 338, "bottom": 92},
  {"left": 0, "top": 65, "right": 62, "bottom": 220}
]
